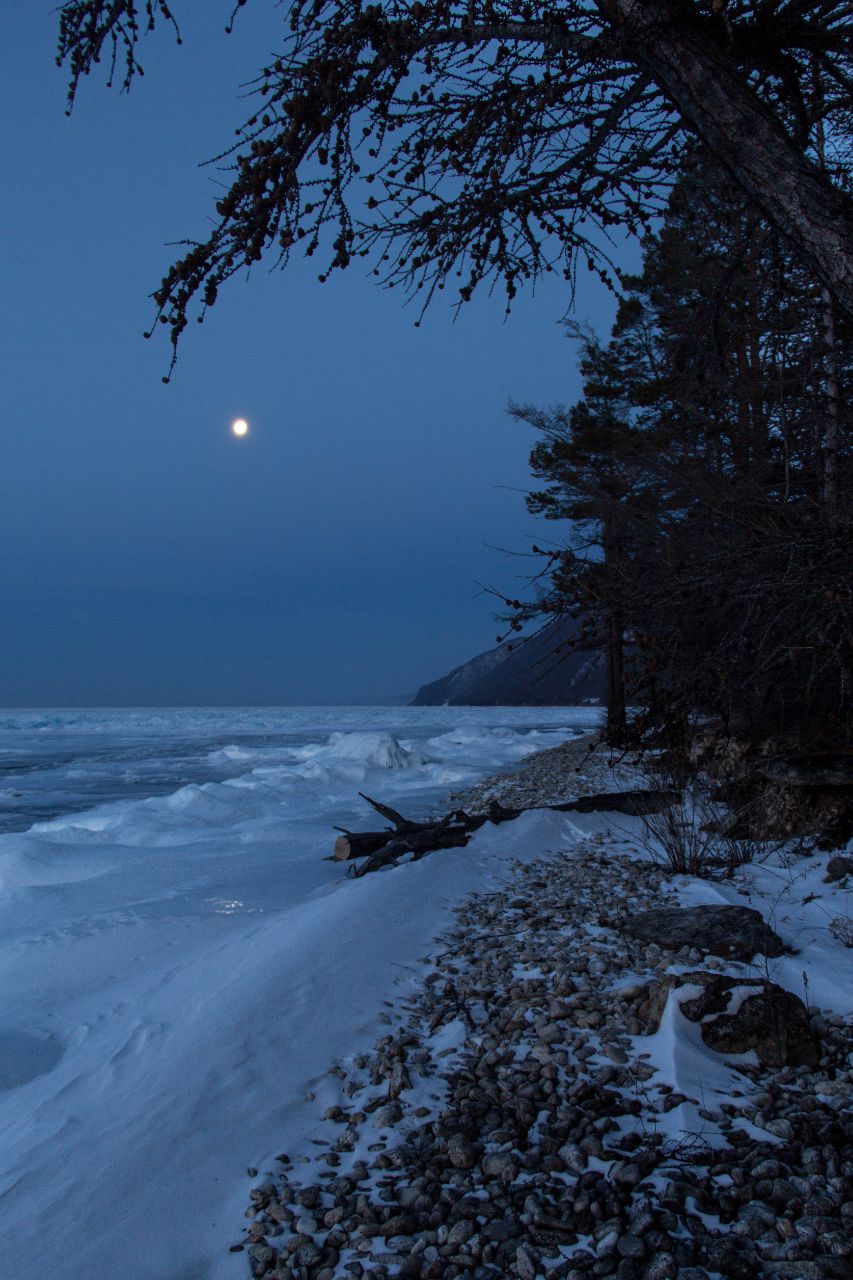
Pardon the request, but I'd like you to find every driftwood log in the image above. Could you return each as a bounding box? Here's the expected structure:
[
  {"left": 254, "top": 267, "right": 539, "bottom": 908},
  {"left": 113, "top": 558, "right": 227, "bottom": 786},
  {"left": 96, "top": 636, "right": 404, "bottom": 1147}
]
[
  {"left": 332, "top": 789, "right": 679, "bottom": 876},
  {"left": 332, "top": 794, "right": 523, "bottom": 876}
]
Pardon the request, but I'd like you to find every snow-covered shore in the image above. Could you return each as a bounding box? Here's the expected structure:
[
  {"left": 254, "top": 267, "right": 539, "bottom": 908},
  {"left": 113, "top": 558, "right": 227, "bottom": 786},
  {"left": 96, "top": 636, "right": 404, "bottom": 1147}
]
[
  {"left": 1, "top": 712, "right": 850, "bottom": 1280},
  {"left": 0, "top": 707, "right": 596, "bottom": 1280},
  {"left": 233, "top": 744, "right": 853, "bottom": 1280}
]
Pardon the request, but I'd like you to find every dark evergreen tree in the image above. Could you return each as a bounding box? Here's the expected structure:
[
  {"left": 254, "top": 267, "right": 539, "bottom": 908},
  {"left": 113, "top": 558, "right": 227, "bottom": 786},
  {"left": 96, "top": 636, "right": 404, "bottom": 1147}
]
[
  {"left": 510, "top": 329, "right": 651, "bottom": 744},
  {"left": 518, "top": 149, "right": 852, "bottom": 755}
]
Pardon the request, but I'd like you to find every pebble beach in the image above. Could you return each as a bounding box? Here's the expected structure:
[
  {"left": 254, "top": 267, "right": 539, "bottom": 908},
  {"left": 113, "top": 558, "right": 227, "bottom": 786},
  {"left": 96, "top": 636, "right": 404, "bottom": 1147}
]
[
  {"left": 447, "top": 734, "right": 636, "bottom": 813},
  {"left": 236, "top": 742, "right": 853, "bottom": 1280}
]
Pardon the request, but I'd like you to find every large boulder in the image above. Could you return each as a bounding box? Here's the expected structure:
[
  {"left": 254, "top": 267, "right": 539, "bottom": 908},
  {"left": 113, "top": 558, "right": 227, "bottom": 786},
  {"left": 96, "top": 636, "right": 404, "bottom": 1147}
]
[
  {"left": 758, "top": 754, "right": 853, "bottom": 788},
  {"left": 825, "top": 854, "right": 853, "bottom": 882},
  {"left": 637, "top": 971, "right": 820, "bottom": 1067},
  {"left": 701, "top": 984, "right": 820, "bottom": 1066},
  {"left": 623, "top": 904, "right": 784, "bottom": 961}
]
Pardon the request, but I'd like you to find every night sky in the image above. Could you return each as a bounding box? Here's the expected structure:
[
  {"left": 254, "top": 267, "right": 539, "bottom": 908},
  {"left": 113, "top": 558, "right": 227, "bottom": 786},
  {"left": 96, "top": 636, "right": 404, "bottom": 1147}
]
[{"left": 3, "top": 5, "right": 627, "bottom": 705}]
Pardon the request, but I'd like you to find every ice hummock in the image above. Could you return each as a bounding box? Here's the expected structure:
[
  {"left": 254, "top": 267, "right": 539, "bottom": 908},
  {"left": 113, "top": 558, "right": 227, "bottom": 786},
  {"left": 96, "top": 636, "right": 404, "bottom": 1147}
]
[{"left": 314, "top": 728, "right": 435, "bottom": 768}]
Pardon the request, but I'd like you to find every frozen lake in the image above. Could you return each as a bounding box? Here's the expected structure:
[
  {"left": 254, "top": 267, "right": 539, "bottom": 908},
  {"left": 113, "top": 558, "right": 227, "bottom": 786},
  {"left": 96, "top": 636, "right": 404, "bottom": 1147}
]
[{"left": 0, "top": 705, "right": 600, "bottom": 1280}]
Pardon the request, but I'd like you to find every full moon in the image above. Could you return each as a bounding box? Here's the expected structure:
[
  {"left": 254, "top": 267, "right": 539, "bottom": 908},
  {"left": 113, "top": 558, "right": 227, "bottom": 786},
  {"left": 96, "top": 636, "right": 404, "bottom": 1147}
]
[{"left": 231, "top": 418, "right": 249, "bottom": 438}]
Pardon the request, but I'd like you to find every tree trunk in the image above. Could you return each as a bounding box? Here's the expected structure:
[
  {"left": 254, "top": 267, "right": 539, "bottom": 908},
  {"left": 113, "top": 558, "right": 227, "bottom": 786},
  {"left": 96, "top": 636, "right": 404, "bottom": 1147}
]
[
  {"left": 606, "top": 607, "right": 627, "bottom": 746},
  {"left": 602, "top": 0, "right": 853, "bottom": 314},
  {"left": 603, "top": 511, "right": 627, "bottom": 746},
  {"left": 814, "top": 115, "right": 842, "bottom": 523},
  {"left": 821, "top": 285, "right": 841, "bottom": 522}
]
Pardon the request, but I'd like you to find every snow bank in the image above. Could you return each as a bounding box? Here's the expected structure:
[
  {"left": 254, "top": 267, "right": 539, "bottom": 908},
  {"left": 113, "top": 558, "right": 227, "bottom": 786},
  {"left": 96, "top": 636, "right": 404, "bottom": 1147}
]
[{"left": 0, "top": 810, "right": 583, "bottom": 1280}]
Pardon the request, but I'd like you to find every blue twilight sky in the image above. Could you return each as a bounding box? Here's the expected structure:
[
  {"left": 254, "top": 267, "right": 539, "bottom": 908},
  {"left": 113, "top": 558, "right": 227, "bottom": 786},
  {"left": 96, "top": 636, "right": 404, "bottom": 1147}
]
[{"left": 2, "top": 4, "right": 629, "bottom": 705}]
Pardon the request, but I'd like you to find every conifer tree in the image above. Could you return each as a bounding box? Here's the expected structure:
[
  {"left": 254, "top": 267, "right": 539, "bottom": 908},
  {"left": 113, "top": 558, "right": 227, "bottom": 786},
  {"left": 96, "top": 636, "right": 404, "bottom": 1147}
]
[
  {"left": 511, "top": 330, "right": 649, "bottom": 744},
  {"left": 518, "top": 149, "right": 852, "bottom": 753}
]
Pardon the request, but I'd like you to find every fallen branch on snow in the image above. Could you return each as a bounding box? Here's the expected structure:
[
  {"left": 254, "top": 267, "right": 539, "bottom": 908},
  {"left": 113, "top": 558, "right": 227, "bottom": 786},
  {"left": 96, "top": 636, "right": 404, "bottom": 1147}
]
[{"left": 331, "top": 789, "right": 679, "bottom": 876}]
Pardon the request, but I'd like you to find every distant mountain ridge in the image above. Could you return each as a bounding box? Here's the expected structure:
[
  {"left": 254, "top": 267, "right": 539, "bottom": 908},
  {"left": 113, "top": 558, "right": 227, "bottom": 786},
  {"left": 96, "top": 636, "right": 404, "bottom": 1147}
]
[{"left": 411, "top": 618, "right": 605, "bottom": 706}]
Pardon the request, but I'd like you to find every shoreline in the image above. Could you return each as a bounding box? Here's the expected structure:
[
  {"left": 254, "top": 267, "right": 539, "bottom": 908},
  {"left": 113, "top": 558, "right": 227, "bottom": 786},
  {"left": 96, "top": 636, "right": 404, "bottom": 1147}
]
[
  {"left": 235, "top": 746, "right": 853, "bottom": 1280},
  {"left": 448, "top": 733, "right": 634, "bottom": 813},
  {"left": 0, "top": 708, "right": 597, "bottom": 1280}
]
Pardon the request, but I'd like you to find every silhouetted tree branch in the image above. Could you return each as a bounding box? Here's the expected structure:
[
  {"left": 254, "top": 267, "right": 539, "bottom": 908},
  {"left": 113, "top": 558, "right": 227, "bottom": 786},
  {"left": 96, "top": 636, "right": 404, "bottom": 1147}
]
[{"left": 57, "top": 2, "right": 853, "bottom": 375}]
